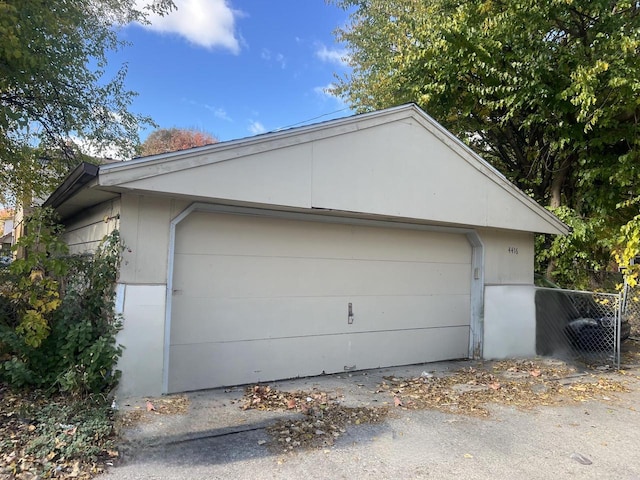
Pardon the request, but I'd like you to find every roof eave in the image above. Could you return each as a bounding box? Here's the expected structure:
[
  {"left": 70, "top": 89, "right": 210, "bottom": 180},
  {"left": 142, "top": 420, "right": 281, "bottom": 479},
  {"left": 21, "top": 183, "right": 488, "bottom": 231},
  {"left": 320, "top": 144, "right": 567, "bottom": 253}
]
[{"left": 43, "top": 162, "right": 99, "bottom": 210}]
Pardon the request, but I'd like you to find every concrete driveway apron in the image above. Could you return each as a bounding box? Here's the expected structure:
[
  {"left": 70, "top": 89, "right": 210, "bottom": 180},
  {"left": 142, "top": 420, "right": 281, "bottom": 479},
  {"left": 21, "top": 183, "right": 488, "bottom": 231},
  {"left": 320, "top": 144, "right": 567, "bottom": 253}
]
[{"left": 103, "top": 360, "right": 640, "bottom": 480}]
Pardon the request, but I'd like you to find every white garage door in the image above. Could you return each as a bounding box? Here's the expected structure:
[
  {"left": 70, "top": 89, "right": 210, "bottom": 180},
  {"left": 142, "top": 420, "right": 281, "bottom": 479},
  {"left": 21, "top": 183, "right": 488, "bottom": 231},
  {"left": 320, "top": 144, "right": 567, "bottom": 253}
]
[{"left": 168, "top": 211, "right": 471, "bottom": 392}]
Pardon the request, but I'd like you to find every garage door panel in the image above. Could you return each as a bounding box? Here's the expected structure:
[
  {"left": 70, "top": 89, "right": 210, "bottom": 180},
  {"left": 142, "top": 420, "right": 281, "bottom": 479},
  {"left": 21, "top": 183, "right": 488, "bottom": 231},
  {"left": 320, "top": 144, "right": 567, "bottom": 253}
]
[
  {"left": 346, "top": 326, "right": 470, "bottom": 369},
  {"left": 345, "top": 296, "right": 471, "bottom": 332},
  {"left": 171, "top": 294, "right": 471, "bottom": 344},
  {"left": 169, "top": 336, "right": 348, "bottom": 392},
  {"left": 174, "top": 254, "right": 471, "bottom": 298},
  {"left": 349, "top": 226, "right": 470, "bottom": 264},
  {"left": 168, "top": 326, "right": 469, "bottom": 393},
  {"left": 176, "top": 212, "right": 471, "bottom": 264},
  {"left": 169, "top": 212, "right": 472, "bottom": 392}
]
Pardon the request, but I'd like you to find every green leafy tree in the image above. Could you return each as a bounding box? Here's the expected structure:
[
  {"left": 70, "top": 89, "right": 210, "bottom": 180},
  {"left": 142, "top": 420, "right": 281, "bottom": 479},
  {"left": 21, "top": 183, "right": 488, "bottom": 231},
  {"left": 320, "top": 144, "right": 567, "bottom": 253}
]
[
  {"left": 0, "top": 0, "right": 175, "bottom": 203},
  {"left": 333, "top": 0, "right": 640, "bottom": 288}
]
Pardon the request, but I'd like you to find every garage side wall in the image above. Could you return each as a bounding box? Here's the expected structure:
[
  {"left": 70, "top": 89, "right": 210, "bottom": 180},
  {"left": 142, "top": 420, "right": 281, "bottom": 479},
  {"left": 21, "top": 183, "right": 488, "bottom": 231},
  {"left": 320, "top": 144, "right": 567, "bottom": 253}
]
[
  {"left": 483, "top": 285, "right": 537, "bottom": 358},
  {"left": 478, "top": 228, "right": 537, "bottom": 359},
  {"left": 62, "top": 198, "right": 121, "bottom": 254},
  {"left": 113, "top": 198, "right": 541, "bottom": 395},
  {"left": 116, "top": 195, "right": 189, "bottom": 396},
  {"left": 479, "top": 228, "right": 534, "bottom": 285},
  {"left": 60, "top": 197, "right": 171, "bottom": 396}
]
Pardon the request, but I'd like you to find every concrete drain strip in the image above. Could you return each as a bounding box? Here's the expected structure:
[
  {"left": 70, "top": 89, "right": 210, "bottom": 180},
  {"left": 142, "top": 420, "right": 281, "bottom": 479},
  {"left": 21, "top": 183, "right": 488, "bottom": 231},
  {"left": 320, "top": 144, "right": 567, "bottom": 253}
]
[{"left": 144, "top": 420, "right": 279, "bottom": 448}]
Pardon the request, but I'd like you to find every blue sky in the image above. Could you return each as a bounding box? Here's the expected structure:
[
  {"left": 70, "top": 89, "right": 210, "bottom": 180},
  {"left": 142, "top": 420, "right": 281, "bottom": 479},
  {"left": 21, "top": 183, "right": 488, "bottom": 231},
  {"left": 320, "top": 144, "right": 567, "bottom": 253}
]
[{"left": 113, "top": 0, "right": 353, "bottom": 143}]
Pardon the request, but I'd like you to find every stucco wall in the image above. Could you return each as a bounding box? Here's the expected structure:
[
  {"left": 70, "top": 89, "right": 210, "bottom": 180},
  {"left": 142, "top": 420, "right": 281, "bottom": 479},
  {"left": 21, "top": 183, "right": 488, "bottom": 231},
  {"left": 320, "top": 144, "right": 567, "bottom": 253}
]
[
  {"left": 115, "top": 284, "right": 167, "bottom": 396},
  {"left": 118, "top": 195, "right": 188, "bottom": 284},
  {"left": 479, "top": 228, "right": 534, "bottom": 285},
  {"left": 62, "top": 198, "right": 121, "bottom": 254},
  {"left": 483, "top": 285, "right": 537, "bottom": 358},
  {"left": 116, "top": 195, "right": 189, "bottom": 397},
  {"left": 478, "top": 229, "right": 536, "bottom": 359}
]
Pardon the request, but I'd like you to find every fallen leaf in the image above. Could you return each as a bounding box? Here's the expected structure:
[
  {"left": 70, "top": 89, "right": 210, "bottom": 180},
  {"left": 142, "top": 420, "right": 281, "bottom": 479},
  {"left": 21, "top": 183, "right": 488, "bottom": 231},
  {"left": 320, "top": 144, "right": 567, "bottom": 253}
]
[
  {"left": 530, "top": 369, "right": 541, "bottom": 377},
  {"left": 489, "top": 382, "right": 501, "bottom": 390},
  {"left": 69, "top": 461, "right": 81, "bottom": 477},
  {"left": 287, "top": 398, "right": 297, "bottom": 409}
]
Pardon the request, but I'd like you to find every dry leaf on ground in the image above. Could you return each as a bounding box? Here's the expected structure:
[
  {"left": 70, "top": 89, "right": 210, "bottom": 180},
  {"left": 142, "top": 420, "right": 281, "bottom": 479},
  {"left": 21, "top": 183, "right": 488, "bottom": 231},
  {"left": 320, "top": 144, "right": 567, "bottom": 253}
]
[{"left": 241, "top": 385, "right": 387, "bottom": 452}]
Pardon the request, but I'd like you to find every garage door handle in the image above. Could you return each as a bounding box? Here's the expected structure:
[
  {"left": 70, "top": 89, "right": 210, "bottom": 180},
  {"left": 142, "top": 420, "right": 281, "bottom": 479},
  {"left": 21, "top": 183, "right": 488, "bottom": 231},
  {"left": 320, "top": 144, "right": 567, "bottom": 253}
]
[{"left": 348, "top": 302, "right": 354, "bottom": 324}]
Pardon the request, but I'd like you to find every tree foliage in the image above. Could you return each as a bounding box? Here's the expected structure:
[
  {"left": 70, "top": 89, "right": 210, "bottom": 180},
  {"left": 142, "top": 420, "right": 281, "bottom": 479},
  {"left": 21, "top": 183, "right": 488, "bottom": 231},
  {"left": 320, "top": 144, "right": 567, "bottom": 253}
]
[
  {"left": 0, "top": 0, "right": 174, "bottom": 203},
  {"left": 333, "top": 0, "right": 640, "bottom": 288},
  {"left": 615, "top": 196, "right": 640, "bottom": 286},
  {"left": 140, "top": 127, "right": 218, "bottom": 156},
  {"left": 0, "top": 209, "right": 124, "bottom": 394},
  {"left": 5, "top": 209, "right": 68, "bottom": 348}
]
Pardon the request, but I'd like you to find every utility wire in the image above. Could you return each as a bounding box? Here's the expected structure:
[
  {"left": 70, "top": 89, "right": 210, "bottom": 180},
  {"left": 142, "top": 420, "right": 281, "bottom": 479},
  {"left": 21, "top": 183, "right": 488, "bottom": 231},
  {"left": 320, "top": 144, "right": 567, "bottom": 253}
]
[{"left": 275, "top": 107, "right": 352, "bottom": 131}]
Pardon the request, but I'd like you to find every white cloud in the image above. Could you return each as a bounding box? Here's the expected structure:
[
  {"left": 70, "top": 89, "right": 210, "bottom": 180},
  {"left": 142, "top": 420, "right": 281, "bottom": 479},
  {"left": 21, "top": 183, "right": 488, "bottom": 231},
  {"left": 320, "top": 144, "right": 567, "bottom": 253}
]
[
  {"left": 315, "top": 82, "right": 345, "bottom": 102},
  {"left": 315, "top": 45, "right": 349, "bottom": 66},
  {"left": 248, "top": 120, "right": 266, "bottom": 135},
  {"left": 137, "top": 0, "right": 241, "bottom": 52},
  {"left": 184, "top": 98, "right": 234, "bottom": 121},
  {"left": 205, "top": 105, "right": 232, "bottom": 121},
  {"left": 314, "top": 83, "right": 336, "bottom": 99},
  {"left": 313, "top": 83, "right": 347, "bottom": 110},
  {"left": 261, "top": 48, "right": 286, "bottom": 68},
  {"left": 70, "top": 135, "right": 129, "bottom": 161}
]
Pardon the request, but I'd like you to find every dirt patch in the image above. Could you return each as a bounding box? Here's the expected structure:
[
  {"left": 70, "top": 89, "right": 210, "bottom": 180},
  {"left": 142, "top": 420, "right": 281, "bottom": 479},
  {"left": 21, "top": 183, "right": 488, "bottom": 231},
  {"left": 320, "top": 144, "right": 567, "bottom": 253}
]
[
  {"left": 622, "top": 337, "right": 640, "bottom": 366},
  {"left": 116, "top": 395, "right": 190, "bottom": 429}
]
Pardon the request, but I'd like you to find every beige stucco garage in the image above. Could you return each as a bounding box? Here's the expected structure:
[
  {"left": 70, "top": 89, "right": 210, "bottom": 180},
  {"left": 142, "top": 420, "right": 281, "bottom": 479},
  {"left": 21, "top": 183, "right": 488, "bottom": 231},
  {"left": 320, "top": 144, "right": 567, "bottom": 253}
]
[{"left": 45, "top": 104, "right": 568, "bottom": 396}]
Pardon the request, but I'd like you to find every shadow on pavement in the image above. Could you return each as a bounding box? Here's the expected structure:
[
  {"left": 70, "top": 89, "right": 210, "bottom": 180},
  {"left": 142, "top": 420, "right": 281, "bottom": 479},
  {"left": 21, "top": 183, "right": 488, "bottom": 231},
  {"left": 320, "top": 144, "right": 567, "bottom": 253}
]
[{"left": 120, "top": 414, "right": 390, "bottom": 467}]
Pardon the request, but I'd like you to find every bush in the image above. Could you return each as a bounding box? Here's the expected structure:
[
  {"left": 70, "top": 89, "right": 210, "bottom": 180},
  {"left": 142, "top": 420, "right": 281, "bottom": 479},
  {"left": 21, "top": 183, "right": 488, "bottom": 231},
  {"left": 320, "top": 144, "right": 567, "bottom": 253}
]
[{"left": 0, "top": 209, "right": 123, "bottom": 395}]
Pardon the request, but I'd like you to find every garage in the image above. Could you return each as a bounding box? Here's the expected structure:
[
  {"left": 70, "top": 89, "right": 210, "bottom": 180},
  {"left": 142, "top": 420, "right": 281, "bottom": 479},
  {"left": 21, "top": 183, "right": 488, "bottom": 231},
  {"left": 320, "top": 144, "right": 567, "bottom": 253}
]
[
  {"left": 168, "top": 210, "right": 472, "bottom": 392},
  {"left": 46, "top": 104, "right": 570, "bottom": 396}
]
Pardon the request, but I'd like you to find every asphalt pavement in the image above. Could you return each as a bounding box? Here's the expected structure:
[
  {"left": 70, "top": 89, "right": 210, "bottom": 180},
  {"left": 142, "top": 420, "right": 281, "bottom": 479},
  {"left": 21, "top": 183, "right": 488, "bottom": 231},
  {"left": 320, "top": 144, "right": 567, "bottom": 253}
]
[{"left": 102, "top": 359, "right": 640, "bottom": 480}]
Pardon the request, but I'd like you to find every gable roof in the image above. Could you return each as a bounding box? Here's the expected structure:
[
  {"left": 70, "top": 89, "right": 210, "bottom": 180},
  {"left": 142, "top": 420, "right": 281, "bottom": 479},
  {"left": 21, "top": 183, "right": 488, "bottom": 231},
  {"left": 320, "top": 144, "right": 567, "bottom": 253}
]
[{"left": 48, "top": 104, "right": 568, "bottom": 235}]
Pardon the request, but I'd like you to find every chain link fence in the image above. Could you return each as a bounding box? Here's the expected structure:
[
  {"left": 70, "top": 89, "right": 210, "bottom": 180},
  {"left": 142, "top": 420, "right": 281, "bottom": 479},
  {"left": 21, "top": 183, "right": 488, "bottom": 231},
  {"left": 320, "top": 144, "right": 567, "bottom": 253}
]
[
  {"left": 535, "top": 287, "right": 624, "bottom": 368},
  {"left": 622, "top": 281, "right": 640, "bottom": 337}
]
